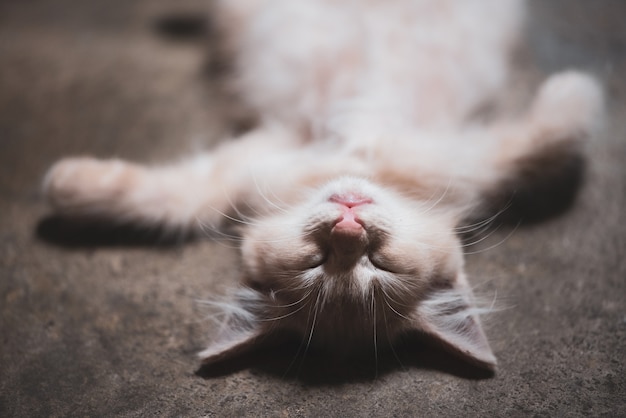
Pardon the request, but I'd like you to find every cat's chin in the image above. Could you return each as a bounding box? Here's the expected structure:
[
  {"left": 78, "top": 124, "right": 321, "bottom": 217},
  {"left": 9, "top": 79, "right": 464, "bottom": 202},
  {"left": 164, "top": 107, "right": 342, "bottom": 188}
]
[{"left": 199, "top": 275, "right": 498, "bottom": 375}]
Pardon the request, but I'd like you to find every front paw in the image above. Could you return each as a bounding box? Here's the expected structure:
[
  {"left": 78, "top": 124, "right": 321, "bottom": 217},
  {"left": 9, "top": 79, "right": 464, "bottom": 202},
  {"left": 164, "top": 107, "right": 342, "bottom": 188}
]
[{"left": 43, "top": 157, "right": 138, "bottom": 214}]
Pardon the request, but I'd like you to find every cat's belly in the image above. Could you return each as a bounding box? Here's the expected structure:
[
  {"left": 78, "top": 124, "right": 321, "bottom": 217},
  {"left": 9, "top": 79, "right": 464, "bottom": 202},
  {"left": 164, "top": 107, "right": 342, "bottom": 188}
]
[{"left": 218, "top": 0, "right": 522, "bottom": 130}]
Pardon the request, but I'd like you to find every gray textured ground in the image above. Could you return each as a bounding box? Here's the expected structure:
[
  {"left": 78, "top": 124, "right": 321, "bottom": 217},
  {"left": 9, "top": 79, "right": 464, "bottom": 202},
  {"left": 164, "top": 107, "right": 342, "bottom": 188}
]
[{"left": 1, "top": 0, "right": 624, "bottom": 416}]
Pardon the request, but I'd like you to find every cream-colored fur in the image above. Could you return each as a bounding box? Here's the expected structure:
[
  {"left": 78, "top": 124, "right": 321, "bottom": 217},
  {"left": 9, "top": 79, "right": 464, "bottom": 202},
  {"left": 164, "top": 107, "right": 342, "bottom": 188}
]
[{"left": 43, "top": 0, "right": 603, "bottom": 370}]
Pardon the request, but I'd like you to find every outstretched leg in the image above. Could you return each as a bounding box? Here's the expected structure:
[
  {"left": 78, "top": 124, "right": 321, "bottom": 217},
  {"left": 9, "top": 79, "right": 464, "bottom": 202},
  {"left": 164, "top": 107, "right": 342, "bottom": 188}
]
[
  {"left": 476, "top": 71, "right": 604, "bottom": 223},
  {"left": 43, "top": 126, "right": 298, "bottom": 232},
  {"left": 406, "top": 70, "right": 605, "bottom": 224},
  {"left": 369, "top": 71, "right": 603, "bottom": 225}
]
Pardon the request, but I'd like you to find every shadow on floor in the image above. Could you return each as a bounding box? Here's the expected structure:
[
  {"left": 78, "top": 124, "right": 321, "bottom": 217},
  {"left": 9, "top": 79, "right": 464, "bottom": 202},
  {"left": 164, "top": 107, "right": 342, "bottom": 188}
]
[{"left": 35, "top": 215, "right": 197, "bottom": 248}]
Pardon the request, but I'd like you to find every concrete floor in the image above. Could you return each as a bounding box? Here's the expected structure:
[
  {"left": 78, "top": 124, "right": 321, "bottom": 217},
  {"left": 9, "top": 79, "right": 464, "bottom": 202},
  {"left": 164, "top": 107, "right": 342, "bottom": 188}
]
[{"left": 1, "top": 0, "right": 624, "bottom": 416}]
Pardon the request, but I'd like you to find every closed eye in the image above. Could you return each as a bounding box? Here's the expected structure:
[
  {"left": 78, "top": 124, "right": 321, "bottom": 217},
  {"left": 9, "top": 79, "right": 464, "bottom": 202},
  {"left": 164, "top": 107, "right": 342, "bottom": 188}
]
[
  {"left": 368, "top": 253, "right": 398, "bottom": 273},
  {"left": 303, "top": 252, "right": 327, "bottom": 270}
]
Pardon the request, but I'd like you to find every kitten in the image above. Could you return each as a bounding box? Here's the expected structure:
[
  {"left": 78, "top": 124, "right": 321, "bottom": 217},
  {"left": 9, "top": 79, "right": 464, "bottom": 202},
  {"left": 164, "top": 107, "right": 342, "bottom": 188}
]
[{"left": 43, "top": 0, "right": 604, "bottom": 371}]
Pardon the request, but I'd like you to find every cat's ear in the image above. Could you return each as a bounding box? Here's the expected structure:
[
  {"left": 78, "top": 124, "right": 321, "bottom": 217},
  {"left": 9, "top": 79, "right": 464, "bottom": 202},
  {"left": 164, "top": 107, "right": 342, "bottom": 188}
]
[
  {"left": 198, "top": 289, "right": 273, "bottom": 366},
  {"left": 198, "top": 326, "right": 266, "bottom": 365},
  {"left": 409, "top": 272, "right": 496, "bottom": 370}
]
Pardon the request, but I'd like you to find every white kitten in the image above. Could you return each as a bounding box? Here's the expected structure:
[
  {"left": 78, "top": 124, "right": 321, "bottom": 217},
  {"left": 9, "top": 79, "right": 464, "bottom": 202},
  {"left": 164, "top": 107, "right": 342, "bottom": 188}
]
[{"left": 43, "top": 0, "right": 604, "bottom": 371}]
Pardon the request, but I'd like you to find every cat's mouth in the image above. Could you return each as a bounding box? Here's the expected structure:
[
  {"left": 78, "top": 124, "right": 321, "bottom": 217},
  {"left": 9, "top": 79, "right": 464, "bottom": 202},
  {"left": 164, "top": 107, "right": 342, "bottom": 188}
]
[
  {"left": 327, "top": 193, "right": 372, "bottom": 257},
  {"left": 328, "top": 192, "right": 372, "bottom": 237},
  {"left": 331, "top": 210, "right": 364, "bottom": 235}
]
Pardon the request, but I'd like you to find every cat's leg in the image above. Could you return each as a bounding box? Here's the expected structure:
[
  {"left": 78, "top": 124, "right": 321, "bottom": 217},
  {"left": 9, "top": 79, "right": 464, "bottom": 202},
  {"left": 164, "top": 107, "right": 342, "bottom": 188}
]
[
  {"left": 43, "top": 127, "right": 296, "bottom": 232},
  {"left": 43, "top": 155, "right": 212, "bottom": 231},
  {"left": 473, "top": 70, "right": 604, "bottom": 222}
]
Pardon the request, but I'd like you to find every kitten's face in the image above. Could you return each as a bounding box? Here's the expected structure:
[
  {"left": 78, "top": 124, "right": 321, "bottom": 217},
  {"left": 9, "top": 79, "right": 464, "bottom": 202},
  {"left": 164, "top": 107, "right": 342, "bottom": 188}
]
[
  {"left": 201, "top": 177, "right": 495, "bottom": 368},
  {"left": 241, "top": 178, "right": 463, "bottom": 344}
]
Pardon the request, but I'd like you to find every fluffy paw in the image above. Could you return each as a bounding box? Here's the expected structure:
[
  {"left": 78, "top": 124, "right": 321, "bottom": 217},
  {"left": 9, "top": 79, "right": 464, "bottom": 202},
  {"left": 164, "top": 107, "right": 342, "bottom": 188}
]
[
  {"left": 530, "top": 71, "right": 604, "bottom": 140},
  {"left": 43, "top": 157, "right": 139, "bottom": 214}
]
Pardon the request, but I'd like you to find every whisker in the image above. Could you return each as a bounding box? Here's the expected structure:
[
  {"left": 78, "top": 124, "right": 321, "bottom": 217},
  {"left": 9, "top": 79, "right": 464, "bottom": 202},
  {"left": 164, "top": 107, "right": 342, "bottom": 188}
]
[
  {"left": 196, "top": 217, "right": 322, "bottom": 247},
  {"left": 250, "top": 169, "right": 290, "bottom": 214},
  {"left": 258, "top": 302, "right": 309, "bottom": 322},
  {"left": 417, "top": 175, "right": 453, "bottom": 214},
  {"left": 464, "top": 220, "right": 521, "bottom": 255},
  {"left": 459, "top": 222, "right": 504, "bottom": 248},
  {"left": 371, "top": 288, "right": 378, "bottom": 377},
  {"left": 380, "top": 287, "right": 414, "bottom": 320},
  {"left": 303, "top": 289, "right": 322, "bottom": 357},
  {"left": 219, "top": 184, "right": 263, "bottom": 223},
  {"left": 381, "top": 294, "right": 407, "bottom": 371},
  {"left": 264, "top": 179, "right": 296, "bottom": 211},
  {"left": 291, "top": 285, "right": 324, "bottom": 378},
  {"left": 203, "top": 203, "right": 261, "bottom": 226},
  {"left": 282, "top": 284, "right": 321, "bottom": 378},
  {"left": 455, "top": 212, "right": 500, "bottom": 233},
  {"left": 270, "top": 288, "right": 316, "bottom": 308}
]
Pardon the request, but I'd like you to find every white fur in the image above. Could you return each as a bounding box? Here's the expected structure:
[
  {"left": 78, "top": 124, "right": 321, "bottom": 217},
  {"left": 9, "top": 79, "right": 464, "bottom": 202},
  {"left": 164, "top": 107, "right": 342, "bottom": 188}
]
[{"left": 219, "top": 0, "right": 523, "bottom": 135}]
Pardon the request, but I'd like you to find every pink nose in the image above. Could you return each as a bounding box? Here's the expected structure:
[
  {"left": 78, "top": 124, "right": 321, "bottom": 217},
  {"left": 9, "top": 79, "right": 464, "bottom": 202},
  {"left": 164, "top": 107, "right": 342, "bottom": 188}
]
[{"left": 329, "top": 193, "right": 373, "bottom": 208}]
